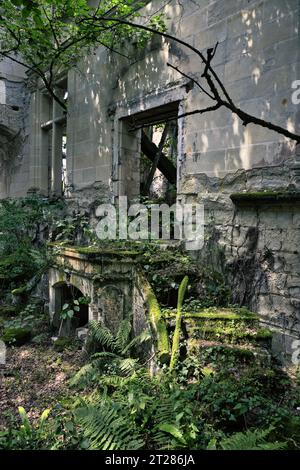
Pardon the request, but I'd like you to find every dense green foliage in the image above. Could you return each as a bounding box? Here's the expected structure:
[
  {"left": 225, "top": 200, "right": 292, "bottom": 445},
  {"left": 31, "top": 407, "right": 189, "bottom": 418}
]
[
  {"left": 2, "top": 347, "right": 299, "bottom": 450},
  {"left": 0, "top": 197, "right": 62, "bottom": 292},
  {"left": 0, "top": 196, "right": 300, "bottom": 451},
  {"left": 0, "top": 0, "right": 164, "bottom": 108},
  {"left": 1, "top": 326, "right": 31, "bottom": 346}
]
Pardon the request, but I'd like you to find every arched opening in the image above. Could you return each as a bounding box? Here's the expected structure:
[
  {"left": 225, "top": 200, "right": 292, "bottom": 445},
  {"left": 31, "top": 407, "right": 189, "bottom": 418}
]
[{"left": 53, "top": 282, "right": 89, "bottom": 335}]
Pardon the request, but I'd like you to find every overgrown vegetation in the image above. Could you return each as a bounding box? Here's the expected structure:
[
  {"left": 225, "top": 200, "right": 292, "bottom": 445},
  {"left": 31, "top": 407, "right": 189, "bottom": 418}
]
[{"left": 1, "top": 196, "right": 300, "bottom": 451}]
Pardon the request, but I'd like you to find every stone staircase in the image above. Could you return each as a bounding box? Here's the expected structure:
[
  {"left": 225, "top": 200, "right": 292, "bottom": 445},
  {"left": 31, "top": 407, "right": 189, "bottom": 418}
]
[{"left": 163, "top": 307, "right": 273, "bottom": 367}]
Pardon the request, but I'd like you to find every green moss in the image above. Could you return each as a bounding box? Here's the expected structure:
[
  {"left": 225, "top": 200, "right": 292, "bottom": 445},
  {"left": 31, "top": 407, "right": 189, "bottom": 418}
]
[
  {"left": 97, "top": 249, "right": 141, "bottom": 257},
  {"left": 1, "top": 327, "right": 31, "bottom": 346},
  {"left": 53, "top": 337, "right": 73, "bottom": 352},
  {"left": 163, "top": 307, "right": 258, "bottom": 321},
  {"left": 53, "top": 244, "right": 141, "bottom": 258},
  {"left": 255, "top": 328, "right": 273, "bottom": 340},
  {"left": 144, "top": 279, "right": 170, "bottom": 364},
  {"left": 170, "top": 276, "right": 189, "bottom": 371},
  {"left": 189, "top": 324, "right": 272, "bottom": 344}
]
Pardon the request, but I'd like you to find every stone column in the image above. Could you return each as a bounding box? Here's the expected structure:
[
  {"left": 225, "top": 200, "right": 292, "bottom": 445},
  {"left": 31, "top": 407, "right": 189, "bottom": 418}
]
[
  {"left": 28, "top": 90, "right": 51, "bottom": 195},
  {"left": 50, "top": 89, "right": 64, "bottom": 195}
]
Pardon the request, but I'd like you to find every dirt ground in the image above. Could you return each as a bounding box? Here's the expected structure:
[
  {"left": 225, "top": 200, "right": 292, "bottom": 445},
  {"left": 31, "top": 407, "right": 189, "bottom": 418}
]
[{"left": 0, "top": 342, "right": 85, "bottom": 429}]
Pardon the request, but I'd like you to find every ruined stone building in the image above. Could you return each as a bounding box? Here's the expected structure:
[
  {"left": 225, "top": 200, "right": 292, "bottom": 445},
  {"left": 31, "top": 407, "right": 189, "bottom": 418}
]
[{"left": 0, "top": 0, "right": 300, "bottom": 360}]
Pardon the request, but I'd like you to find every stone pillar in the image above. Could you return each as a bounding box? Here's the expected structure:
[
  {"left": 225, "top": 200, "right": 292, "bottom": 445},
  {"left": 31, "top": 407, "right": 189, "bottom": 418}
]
[
  {"left": 50, "top": 90, "right": 64, "bottom": 195},
  {"left": 28, "top": 90, "right": 50, "bottom": 195}
]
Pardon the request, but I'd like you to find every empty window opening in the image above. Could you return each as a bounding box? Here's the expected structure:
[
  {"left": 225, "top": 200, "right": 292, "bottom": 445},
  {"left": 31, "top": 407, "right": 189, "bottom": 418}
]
[
  {"left": 140, "top": 120, "right": 178, "bottom": 204},
  {"left": 62, "top": 131, "right": 67, "bottom": 194},
  {"left": 40, "top": 78, "right": 68, "bottom": 196},
  {"left": 120, "top": 101, "right": 179, "bottom": 205}
]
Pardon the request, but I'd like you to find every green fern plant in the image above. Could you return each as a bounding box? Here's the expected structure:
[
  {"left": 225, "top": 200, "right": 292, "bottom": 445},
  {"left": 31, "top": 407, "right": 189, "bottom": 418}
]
[
  {"left": 0, "top": 407, "right": 51, "bottom": 450},
  {"left": 74, "top": 402, "right": 144, "bottom": 450},
  {"left": 219, "top": 427, "right": 287, "bottom": 450},
  {"left": 70, "top": 319, "right": 150, "bottom": 388},
  {"left": 170, "top": 276, "right": 189, "bottom": 371},
  {"left": 148, "top": 380, "right": 199, "bottom": 450}
]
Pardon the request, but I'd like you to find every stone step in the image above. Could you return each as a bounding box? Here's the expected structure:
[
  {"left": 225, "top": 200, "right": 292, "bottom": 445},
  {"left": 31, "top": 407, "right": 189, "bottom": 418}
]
[
  {"left": 163, "top": 306, "right": 273, "bottom": 349},
  {"left": 163, "top": 307, "right": 259, "bottom": 322},
  {"left": 186, "top": 324, "right": 272, "bottom": 346}
]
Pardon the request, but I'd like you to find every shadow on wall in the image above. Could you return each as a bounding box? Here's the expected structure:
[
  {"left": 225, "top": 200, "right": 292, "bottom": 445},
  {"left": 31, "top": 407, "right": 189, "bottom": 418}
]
[
  {"left": 0, "top": 123, "right": 23, "bottom": 197},
  {"left": 69, "top": 0, "right": 299, "bottom": 185}
]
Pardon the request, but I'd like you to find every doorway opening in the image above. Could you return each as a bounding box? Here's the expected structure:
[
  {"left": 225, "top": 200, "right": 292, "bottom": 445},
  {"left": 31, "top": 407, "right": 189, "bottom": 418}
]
[
  {"left": 140, "top": 119, "right": 178, "bottom": 204},
  {"left": 119, "top": 101, "right": 180, "bottom": 204},
  {"left": 54, "top": 283, "right": 89, "bottom": 335}
]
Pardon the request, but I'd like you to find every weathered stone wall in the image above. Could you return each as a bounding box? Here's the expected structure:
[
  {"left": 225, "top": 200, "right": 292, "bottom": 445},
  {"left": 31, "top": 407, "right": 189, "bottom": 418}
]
[
  {"left": 62, "top": 0, "right": 299, "bottom": 201},
  {"left": 0, "top": 57, "right": 30, "bottom": 198},
  {"left": 181, "top": 153, "right": 300, "bottom": 362},
  {"left": 48, "top": 247, "right": 146, "bottom": 333},
  {"left": 3, "top": 1, "right": 300, "bottom": 359},
  {"left": 60, "top": 0, "right": 300, "bottom": 359}
]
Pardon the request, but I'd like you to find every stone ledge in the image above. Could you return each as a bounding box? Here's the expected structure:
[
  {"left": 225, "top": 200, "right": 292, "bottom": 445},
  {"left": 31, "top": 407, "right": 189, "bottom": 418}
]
[
  {"left": 48, "top": 243, "right": 141, "bottom": 262},
  {"left": 230, "top": 191, "right": 300, "bottom": 205}
]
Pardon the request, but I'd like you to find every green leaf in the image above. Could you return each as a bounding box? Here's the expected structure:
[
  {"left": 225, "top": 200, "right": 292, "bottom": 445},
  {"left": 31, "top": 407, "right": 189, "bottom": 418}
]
[
  {"left": 33, "top": 13, "right": 43, "bottom": 28},
  {"left": 39, "top": 408, "right": 51, "bottom": 424},
  {"left": 65, "top": 421, "right": 74, "bottom": 432},
  {"left": 157, "top": 423, "right": 187, "bottom": 445},
  {"left": 18, "top": 406, "right": 31, "bottom": 433},
  {"left": 67, "top": 310, "right": 74, "bottom": 318},
  {"left": 207, "top": 438, "right": 217, "bottom": 450},
  {"left": 80, "top": 439, "right": 90, "bottom": 449}
]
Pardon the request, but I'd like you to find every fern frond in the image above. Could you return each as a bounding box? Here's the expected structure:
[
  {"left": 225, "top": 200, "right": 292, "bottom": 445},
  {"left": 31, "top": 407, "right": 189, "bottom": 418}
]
[
  {"left": 220, "top": 427, "right": 287, "bottom": 450},
  {"left": 115, "top": 319, "right": 132, "bottom": 352},
  {"left": 70, "top": 357, "right": 110, "bottom": 388},
  {"left": 119, "top": 358, "right": 139, "bottom": 376},
  {"left": 91, "top": 351, "right": 121, "bottom": 360},
  {"left": 89, "top": 320, "right": 116, "bottom": 351},
  {"left": 99, "top": 374, "right": 134, "bottom": 388},
  {"left": 75, "top": 403, "right": 144, "bottom": 450},
  {"left": 122, "top": 329, "right": 151, "bottom": 355},
  {"left": 69, "top": 363, "right": 97, "bottom": 388},
  {"left": 151, "top": 395, "right": 187, "bottom": 450}
]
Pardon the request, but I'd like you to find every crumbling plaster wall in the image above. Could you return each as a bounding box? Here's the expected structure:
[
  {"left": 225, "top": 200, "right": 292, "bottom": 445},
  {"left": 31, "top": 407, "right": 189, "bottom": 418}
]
[{"left": 0, "top": 57, "right": 30, "bottom": 198}]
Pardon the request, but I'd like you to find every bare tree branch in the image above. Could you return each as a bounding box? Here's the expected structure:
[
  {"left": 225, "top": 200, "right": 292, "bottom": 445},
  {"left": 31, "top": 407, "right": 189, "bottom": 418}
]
[
  {"left": 167, "top": 62, "right": 215, "bottom": 100},
  {"left": 1, "top": 7, "right": 299, "bottom": 144},
  {"left": 87, "top": 16, "right": 300, "bottom": 144}
]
